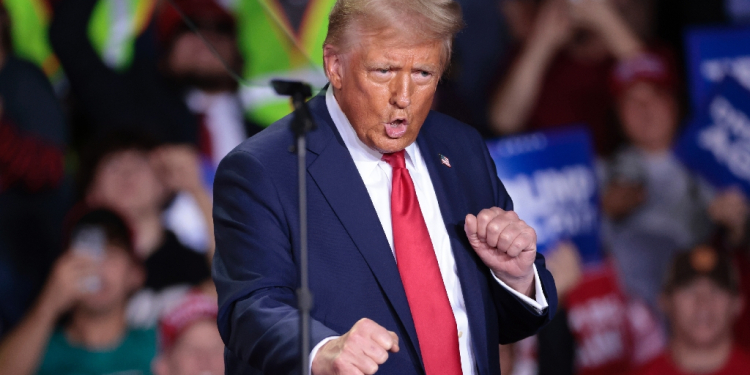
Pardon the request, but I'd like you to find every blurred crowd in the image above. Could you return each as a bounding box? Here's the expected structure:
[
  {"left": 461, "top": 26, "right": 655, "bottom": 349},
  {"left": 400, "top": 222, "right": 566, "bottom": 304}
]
[{"left": 0, "top": 0, "right": 749, "bottom": 374}]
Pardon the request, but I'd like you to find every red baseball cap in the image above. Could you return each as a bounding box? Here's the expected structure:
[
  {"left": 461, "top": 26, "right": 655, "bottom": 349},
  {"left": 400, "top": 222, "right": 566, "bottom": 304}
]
[
  {"left": 610, "top": 51, "right": 678, "bottom": 97},
  {"left": 159, "top": 291, "right": 219, "bottom": 351}
]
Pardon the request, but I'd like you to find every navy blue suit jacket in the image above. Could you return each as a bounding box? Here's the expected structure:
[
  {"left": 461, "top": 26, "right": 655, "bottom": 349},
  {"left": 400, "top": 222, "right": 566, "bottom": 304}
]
[{"left": 212, "top": 92, "right": 558, "bottom": 375}]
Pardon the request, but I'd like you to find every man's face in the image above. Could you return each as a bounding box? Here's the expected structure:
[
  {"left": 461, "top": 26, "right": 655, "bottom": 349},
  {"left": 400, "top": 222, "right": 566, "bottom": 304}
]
[
  {"left": 79, "top": 245, "right": 143, "bottom": 314},
  {"left": 87, "top": 150, "right": 167, "bottom": 219},
  {"left": 324, "top": 29, "right": 443, "bottom": 153},
  {"left": 664, "top": 278, "right": 742, "bottom": 348},
  {"left": 156, "top": 320, "right": 225, "bottom": 375},
  {"left": 617, "top": 81, "right": 678, "bottom": 151}
]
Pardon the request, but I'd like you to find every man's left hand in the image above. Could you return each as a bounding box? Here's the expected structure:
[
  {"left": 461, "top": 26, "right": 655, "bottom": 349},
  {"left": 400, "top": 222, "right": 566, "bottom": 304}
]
[{"left": 465, "top": 208, "right": 537, "bottom": 297}]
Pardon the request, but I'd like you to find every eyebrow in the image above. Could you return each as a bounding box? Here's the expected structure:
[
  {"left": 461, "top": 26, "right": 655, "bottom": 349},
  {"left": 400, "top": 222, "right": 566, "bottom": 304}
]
[
  {"left": 412, "top": 64, "right": 438, "bottom": 72},
  {"left": 364, "top": 61, "right": 397, "bottom": 70},
  {"left": 364, "top": 61, "right": 438, "bottom": 72}
]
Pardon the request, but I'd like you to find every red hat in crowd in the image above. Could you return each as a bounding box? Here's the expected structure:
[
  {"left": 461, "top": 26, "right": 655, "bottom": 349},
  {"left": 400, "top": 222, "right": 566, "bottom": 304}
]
[
  {"left": 157, "top": 0, "right": 236, "bottom": 46},
  {"left": 159, "top": 291, "right": 219, "bottom": 351},
  {"left": 610, "top": 51, "right": 678, "bottom": 98}
]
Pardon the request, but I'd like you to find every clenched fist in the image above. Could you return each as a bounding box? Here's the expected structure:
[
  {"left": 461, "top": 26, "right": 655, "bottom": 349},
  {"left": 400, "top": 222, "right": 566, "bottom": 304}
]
[
  {"left": 465, "top": 207, "right": 537, "bottom": 296},
  {"left": 312, "top": 318, "right": 399, "bottom": 375}
]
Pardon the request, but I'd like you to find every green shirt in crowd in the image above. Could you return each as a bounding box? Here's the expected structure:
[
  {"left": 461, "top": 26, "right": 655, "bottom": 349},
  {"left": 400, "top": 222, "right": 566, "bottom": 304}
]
[{"left": 36, "top": 327, "right": 157, "bottom": 375}]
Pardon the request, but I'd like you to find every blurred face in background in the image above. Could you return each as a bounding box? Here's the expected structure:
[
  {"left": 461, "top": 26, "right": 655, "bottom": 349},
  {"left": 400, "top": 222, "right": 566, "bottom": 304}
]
[
  {"left": 77, "top": 244, "right": 144, "bottom": 315},
  {"left": 155, "top": 320, "right": 225, "bottom": 375},
  {"left": 663, "top": 278, "right": 742, "bottom": 349},
  {"left": 166, "top": 28, "right": 240, "bottom": 92},
  {"left": 87, "top": 150, "right": 167, "bottom": 219},
  {"left": 617, "top": 81, "right": 678, "bottom": 152}
]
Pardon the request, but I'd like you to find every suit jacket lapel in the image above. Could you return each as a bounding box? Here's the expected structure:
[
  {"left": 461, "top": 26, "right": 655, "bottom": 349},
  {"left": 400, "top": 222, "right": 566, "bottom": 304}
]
[
  {"left": 417, "top": 119, "right": 493, "bottom": 375},
  {"left": 305, "top": 95, "right": 424, "bottom": 365}
]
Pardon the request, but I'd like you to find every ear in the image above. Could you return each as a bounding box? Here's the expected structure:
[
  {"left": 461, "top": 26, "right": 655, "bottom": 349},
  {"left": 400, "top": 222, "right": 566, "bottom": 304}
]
[{"left": 323, "top": 44, "right": 344, "bottom": 90}]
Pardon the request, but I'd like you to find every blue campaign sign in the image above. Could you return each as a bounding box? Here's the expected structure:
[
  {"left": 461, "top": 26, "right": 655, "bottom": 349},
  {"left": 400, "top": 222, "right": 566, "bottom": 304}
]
[
  {"left": 685, "top": 25, "right": 750, "bottom": 110},
  {"left": 675, "top": 77, "right": 750, "bottom": 195},
  {"left": 486, "top": 127, "right": 602, "bottom": 264}
]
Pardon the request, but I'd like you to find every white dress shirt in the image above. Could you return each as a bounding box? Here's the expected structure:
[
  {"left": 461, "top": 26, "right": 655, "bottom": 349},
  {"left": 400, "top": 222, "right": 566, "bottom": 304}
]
[
  {"left": 309, "top": 89, "right": 549, "bottom": 375},
  {"left": 185, "top": 90, "right": 247, "bottom": 166}
]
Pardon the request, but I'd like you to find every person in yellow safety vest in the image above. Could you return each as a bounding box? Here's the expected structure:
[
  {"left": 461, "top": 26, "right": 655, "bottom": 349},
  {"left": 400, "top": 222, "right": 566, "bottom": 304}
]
[
  {"left": 228, "top": 0, "right": 337, "bottom": 127},
  {"left": 2, "top": 0, "right": 63, "bottom": 83},
  {"left": 75, "top": 0, "right": 336, "bottom": 127},
  {"left": 87, "top": 0, "right": 155, "bottom": 72},
  {"left": 2, "top": 0, "right": 154, "bottom": 84}
]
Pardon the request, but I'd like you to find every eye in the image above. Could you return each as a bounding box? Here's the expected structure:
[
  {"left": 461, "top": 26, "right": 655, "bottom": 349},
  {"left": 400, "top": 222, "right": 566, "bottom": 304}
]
[
  {"left": 413, "top": 70, "right": 434, "bottom": 83},
  {"left": 370, "top": 68, "right": 392, "bottom": 78}
]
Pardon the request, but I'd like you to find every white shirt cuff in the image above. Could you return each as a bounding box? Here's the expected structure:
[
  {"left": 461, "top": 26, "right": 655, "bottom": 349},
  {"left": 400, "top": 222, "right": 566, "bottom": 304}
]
[
  {"left": 491, "top": 264, "right": 548, "bottom": 314},
  {"left": 309, "top": 336, "right": 339, "bottom": 375}
]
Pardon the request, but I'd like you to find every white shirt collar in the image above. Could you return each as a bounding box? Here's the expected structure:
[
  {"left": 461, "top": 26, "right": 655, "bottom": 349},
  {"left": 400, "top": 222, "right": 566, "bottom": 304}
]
[{"left": 325, "top": 88, "right": 421, "bottom": 172}]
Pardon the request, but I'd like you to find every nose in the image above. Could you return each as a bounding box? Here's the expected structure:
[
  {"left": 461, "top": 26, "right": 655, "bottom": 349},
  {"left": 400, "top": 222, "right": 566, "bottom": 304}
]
[{"left": 389, "top": 71, "right": 412, "bottom": 109}]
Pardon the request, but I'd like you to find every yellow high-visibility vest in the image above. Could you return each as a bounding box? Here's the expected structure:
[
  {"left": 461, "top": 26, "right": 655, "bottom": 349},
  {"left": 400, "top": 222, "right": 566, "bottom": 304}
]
[
  {"left": 232, "top": 0, "right": 336, "bottom": 127},
  {"left": 87, "top": 0, "right": 155, "bottom": 71},
  {"left": 71, "top": 0, "right": 336, "bottom": 127},
  {"left": 4, "top": 0, "right": 62, "bottom": 81}
]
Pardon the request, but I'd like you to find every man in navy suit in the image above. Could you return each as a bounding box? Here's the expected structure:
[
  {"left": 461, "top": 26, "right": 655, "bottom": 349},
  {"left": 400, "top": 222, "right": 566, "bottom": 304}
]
[{"left": 212, "top": 0, "right": 558, "bottom": 374}]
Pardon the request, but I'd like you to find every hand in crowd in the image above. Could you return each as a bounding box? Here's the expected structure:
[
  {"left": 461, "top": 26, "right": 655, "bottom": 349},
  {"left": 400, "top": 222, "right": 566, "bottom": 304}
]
[
  {"left": 602, "top": 182, "right": 646, "bottom": 220},
  {"left": 311, "top": 318, "right": 400, "bottom": 375},
  {"left": 545, "top": 241, "right": 583, "bottom": 300},
  {"left": 151, "top": 143, "right": 216, "bottom": 258},
  {"left": 528, "top": 0, "right": 572, "bottom": 53},
  {"left": 568, "top": 0, "right": 620, "bottom": 32},
  {"left": 38, "top": 251, "right": 99, "bottom": 316},
  {"left": 709, "top": 188, "right": 749, "bottom": 245},
  {"left": 567, "top": 0, "right": 643, "bottom": 59},
  {"left": 151, "top": 144, "right": 204, "bottom": 195},
  {"left": 465, "top": 208, "right": 538, "bottom": 296}
]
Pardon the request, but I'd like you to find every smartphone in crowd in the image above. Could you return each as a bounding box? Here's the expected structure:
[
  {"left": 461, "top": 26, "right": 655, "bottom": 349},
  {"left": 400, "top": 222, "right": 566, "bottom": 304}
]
[{"left": 71, "top": 225, "right": 106, "bottom": 293}]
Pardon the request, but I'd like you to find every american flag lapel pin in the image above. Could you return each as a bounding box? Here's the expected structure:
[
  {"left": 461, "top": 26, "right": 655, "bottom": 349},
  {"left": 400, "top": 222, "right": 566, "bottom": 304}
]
[{"left": 439, "top": 154, "right": 451, "bottom": 168}]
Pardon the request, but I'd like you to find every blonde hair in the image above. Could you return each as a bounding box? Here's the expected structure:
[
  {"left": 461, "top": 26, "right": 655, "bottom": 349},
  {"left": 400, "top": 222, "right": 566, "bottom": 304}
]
[{"left": 324, "top": 0, "right": 464, "bottom": 70}]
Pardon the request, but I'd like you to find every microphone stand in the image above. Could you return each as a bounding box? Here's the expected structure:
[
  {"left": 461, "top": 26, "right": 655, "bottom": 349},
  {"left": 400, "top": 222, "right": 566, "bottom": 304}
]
[{"left": 271, "top": 80, "right": 316, "bottom": 375}]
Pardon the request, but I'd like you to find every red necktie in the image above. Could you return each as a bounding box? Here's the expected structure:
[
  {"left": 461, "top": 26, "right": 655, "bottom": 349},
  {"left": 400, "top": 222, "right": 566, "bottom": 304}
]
[{"left": 382, "top": 150, "right": 463, "bottom": 375}]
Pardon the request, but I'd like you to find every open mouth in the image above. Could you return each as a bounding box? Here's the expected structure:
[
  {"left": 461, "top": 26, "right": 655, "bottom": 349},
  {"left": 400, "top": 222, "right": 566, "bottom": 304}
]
[{"left": 385, "top": 118, "right": 408, "bottom": 138}]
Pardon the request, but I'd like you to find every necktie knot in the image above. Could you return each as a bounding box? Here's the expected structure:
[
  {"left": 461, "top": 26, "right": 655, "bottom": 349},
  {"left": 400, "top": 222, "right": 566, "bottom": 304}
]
[{"left": 382, "top": 150, "right": 406, "bottom": 169}]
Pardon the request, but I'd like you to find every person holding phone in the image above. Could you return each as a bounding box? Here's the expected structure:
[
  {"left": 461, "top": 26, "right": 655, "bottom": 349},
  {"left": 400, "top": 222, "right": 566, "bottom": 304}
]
[{"left": 0, "top": 208, "right": 156, "bottom": 375}]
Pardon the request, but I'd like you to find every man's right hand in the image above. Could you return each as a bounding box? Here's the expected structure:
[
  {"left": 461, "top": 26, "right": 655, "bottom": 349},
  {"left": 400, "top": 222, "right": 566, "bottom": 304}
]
[{"left": 311, "top": 318, "right": 400, "bottom": 375}]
